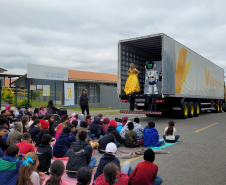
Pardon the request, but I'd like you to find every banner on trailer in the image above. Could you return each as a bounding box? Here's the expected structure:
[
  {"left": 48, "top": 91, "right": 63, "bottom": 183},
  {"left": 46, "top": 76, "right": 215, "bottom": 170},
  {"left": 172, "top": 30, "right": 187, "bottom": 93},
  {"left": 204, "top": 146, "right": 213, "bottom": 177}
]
[
  {"left": 64, "top": 83, "right": 74, "bottom": 106},
  {"left": 43, "top": 85, "right": 50, "bottom": 96}
]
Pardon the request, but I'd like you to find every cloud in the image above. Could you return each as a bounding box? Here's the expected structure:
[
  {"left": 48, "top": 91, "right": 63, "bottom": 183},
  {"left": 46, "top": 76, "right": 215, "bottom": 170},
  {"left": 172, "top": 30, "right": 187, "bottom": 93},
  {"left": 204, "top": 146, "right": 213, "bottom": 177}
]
[{"left": 0, "top": 0, "right": 225, "bottom": 77}]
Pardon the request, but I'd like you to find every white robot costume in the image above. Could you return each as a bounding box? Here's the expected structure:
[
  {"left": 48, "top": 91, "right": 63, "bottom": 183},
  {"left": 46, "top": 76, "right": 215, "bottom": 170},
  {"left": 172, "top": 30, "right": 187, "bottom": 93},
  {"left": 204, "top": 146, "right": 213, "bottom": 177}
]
[{"left": 146, "top": 63, "right": 159, "bottom": 94}]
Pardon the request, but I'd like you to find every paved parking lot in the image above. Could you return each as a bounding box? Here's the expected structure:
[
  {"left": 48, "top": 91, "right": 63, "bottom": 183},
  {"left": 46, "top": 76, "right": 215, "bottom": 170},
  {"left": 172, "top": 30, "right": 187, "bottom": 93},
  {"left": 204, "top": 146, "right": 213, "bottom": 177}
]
[{"left": 91, "top": 111, "right": 226, "bottom": 185}]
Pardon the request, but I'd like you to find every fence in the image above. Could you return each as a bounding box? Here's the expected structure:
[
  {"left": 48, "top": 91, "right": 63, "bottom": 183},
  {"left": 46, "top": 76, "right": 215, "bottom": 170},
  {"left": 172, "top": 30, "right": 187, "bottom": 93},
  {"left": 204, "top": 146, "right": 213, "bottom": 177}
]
[{"left": 1, "top": 81, "right": 62, "bottom": 108}]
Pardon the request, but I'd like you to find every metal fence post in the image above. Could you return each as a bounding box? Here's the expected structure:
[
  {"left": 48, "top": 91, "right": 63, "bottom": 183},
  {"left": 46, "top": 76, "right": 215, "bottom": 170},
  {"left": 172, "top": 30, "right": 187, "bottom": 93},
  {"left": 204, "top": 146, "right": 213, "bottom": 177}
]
[
  {"left": 28, "top": 80, "right": 30, "bottom": 107},
  {"left": 55, "top": 81, "right": 57, "bottom": 106},
  {"left": 15, "top": 80, "right": 17, "bottom": 108}
]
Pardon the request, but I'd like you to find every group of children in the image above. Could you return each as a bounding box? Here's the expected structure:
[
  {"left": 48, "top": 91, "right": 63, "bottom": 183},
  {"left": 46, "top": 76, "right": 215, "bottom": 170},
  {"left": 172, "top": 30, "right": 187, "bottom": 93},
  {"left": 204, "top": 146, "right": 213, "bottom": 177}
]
[{"left": 0, "top": 105, "right": 180, "bottom": 185}]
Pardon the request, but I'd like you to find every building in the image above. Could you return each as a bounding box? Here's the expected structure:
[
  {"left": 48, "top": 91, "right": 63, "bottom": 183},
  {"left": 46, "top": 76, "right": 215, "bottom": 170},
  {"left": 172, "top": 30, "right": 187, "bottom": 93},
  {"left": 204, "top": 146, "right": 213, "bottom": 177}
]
[{"left": 10, "top": 64, "right": 128, "bottom": 109}]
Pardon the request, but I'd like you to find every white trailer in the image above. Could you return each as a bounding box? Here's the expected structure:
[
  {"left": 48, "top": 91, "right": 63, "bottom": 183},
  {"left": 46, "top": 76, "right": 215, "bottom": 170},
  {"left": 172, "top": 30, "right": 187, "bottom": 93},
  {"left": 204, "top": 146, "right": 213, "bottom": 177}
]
[{"left": 118, "top": 33, "right": 225, "bottom": 118}]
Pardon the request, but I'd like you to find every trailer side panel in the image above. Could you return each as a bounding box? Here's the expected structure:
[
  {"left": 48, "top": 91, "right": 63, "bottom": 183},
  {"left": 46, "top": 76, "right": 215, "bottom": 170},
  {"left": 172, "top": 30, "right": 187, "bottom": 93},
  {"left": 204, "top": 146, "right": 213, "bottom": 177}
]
[{"left": 174, "top": 41, "right": 224, "bottom": 99}]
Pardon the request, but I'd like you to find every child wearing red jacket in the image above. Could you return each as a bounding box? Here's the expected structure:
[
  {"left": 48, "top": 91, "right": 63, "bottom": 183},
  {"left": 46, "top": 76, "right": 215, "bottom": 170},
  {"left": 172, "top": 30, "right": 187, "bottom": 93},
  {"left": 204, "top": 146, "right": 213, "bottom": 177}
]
[
  {"left": 94, "top": 162, "right": 129, "bottom": 185},
  {"left": 128, "top": 149, "right": 162, "bottom": 185}
]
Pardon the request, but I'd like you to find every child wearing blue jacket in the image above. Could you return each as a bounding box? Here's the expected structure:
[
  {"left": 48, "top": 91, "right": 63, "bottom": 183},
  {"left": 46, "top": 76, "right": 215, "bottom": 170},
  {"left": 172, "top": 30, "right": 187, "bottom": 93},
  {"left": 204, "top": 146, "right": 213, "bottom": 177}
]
[
  {"left": 143, "top": 121, "right": 165, "bottom": 147},
  {"left": 0, "top": 145, "right": 23, "bottom": 185},
  {"left": 53, "top": 126, "right": 75, "bottom": 158}
]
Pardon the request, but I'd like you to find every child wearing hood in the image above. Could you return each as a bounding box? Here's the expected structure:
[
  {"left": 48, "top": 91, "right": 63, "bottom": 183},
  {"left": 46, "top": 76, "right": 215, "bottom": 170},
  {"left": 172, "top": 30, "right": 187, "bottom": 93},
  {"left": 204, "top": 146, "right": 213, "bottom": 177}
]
[
  {"left": 105, "top": 120, "right": 122, "bottom": 143},
  {"left": 6, "top": 122, "right": 23, "bottom": 146},
  {"left": 77, "top": 114, "right": 85, "bottom": 128},
  {"left": 102, "top": 117, "right": 110, "bottom": 135},
  {"left": 122, "top": 117, "right": 128, "bottom": 126},
  {"left": 70, "top": 113, "right": 77, "bottom": 123},
  {"left": 89, "top": 116, "right": 102, "bottom": 139},
  {"left": 98, "top": 114, "right": 104, "bottom": 125},
  {"left": 143, "top": 121, "right": 165, "bottom": 147},
  {"left": 86, "top": 115, "right": 92, "bottom": 126}
]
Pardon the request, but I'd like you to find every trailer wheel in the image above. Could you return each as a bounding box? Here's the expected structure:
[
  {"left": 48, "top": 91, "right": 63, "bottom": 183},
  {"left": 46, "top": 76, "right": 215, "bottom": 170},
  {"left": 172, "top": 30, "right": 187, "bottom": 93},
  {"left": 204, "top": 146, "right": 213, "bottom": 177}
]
[
  {"left": 216, "top": 102, "right": 220, "bottom": 113},
  {"left": 181, "top": 102, "right": 188, "bottom": 119},
  {"left": 188, "top": 102, "right": 194, "bottom": 118},
  {"left": 194, "top": 102, "right": 200, "bottom": 117},
  {"left": 219, "top": 102, "right": 223, "bottom": 113}
]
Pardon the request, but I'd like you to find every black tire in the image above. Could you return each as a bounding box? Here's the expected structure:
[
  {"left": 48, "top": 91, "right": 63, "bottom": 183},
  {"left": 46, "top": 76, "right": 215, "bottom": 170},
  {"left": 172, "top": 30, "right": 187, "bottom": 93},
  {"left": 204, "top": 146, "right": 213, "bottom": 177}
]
[
  {"left": 216, "top": 102, "right": 220, "bottom": 113},
  {"left": 188, "top": 102, "right": 194, "bottom": 118},
  {"left": 194, "top": 102, "right": 200, "bottom": 117},
  {"left": 181, "top": 102, "right": 188, "bottom": 119},
  {"left": 219, "top": 102, "right": 223, "bottom": 113}
]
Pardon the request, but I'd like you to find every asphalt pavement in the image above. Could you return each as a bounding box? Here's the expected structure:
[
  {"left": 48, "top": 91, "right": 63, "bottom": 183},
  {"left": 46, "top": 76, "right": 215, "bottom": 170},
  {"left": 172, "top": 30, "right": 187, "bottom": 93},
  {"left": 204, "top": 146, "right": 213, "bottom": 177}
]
[{"left": 92, "top": 111, "right": 226, "bottom": 185}]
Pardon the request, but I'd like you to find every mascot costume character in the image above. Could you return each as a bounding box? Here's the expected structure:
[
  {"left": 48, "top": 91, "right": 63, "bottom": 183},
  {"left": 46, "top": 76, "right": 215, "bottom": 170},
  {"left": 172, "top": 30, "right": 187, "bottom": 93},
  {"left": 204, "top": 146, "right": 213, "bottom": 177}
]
[{"left": 145, "top": 61, "right": 159, "bottom": 94}]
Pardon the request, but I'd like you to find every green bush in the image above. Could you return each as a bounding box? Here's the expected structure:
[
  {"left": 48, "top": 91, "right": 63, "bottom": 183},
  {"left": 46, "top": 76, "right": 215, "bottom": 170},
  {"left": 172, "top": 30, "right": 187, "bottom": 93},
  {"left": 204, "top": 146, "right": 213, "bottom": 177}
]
[
  {"left": 17, "top": 97, "right": 31, "bottom": 107},
  {"left": 2, "top": 90, "right": 14, "bottom": 104},
  {"left": 31, "top": 90, "right": 40, "bottom": 100}
]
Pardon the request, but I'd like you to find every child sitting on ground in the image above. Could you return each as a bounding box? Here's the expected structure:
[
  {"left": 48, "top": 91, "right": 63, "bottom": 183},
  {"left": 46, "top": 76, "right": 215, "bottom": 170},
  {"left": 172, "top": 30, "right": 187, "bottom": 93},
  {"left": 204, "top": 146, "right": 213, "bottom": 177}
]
[
  {"left": 66, "top": 130, "right": 97, "bottom": 179},
  {"left": 0, "top": 125, "right": 9, "bottom": 152},
  {"left": 94, "top": 142, "right": 121, "bottom": 182},
  {"left": 16, "top": 152, "right": 45, "bottom": 185},
  {"left": 39, "top": 107, "right": 47, "bottom": 116},
  {"left": 116, "top": 118, "right": 123, "bottom": 134},
  {"left": 71, "top": 120, "right": 78, "bottom": 136},
  {"left": 77, "top": 167, "right": 92, "bottom": 185},
  {"left": 48, "top": 115, "right": 55, "bottom": 136},
  {"left": 102, "top": 117, "right": 110, "bottom": 135},
  {"left": 105, "top": 119, "right": 122, "bottom": 144},
  {"left": 70, "top": 113, "right": 77, "bottom": 122},
  {"left": 0, "top": 145, "right": 23, "bottom": 185},
  {"left": 68, "top": 123, "right": 76, "bottom": 138},
  {"left": 76, "top": 121, "right": 99, "bottom": 149},
  {"left": 43, "top": 160, "right": 67, "bottom": 185},
  {"left": 55, "top": 120, "right": 70, "bottom": 139},
  {"left": 94, "top": 162, "right": 129, "bottom": 185},
  {"left": 36, "top": 120, "right": 49, "bottom": 146},
  {"left": 21, "top": 115, "right": 29, "bottom": 133},
  {"left": 53, "top": 126, "right": 75, "bottom": 158},
  {"left": 98, "top": 114, "right": 104, "bottom": 125},
  {"left": 37, "top": 134, "right": 53, "bottom": 175},
  {"left": 89, "top": 116, "right": 102, "bottom": 139},
  {"left": 163, "top": 121, "right": 180, "bottom": 143},
  {"left": 125, "top": 122, "right": 144, "bottom": 147},
  {"left": 143, "top": 121, "right": 165, "bottom": 147},
  {"left": 86, "top": 115, "right": 92, "bottom": 126},
  {"left": 76, "top": 121, "right": 91, "bottom": 142},
  {"left": 29, "top": 119, "right": 41, "bottom": 143},
  {"left": 98, "top": 131, "right": 120, "bottom": 153},
  {"left": 7, "top": 122, "right": 23, "bottom": 146},
  {"left": 24, "top": 107, "right": 32, "bottom": 117},
  {"left": 128, "top": 149, "right": 163, "bottom": 185},
  {"left": 16, "top": 133, "right": 35, "bottom": 154},
  {"left": 27, "top": 115, "right": 38, "bottom": 131}
]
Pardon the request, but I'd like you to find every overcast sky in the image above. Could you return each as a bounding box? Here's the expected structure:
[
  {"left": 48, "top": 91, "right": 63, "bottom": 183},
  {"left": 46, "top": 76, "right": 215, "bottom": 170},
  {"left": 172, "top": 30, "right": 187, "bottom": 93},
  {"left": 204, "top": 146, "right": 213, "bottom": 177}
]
[{"left": 0, "top": 0, "right": 226, "bottom": 76}]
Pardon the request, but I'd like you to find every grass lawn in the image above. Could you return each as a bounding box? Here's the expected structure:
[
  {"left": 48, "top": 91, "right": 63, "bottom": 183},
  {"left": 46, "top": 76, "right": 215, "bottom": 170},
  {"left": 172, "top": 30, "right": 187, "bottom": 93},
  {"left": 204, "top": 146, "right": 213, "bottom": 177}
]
[
  {"left": 31, "top": 100, "right": 63, "bottom": 108},
  {"left": 31, "top": 101, "right": 126, "bottom": 111},
  {"left": 61, "top": 107, "right": 126, "bottom": 111}
]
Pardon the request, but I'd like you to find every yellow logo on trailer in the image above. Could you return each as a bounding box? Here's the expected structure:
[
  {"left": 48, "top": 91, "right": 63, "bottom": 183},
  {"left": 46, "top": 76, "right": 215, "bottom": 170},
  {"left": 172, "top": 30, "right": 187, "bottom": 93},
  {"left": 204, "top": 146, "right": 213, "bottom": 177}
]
[
  {"left": 175, "top": 48, "right": 192, "bottom": 94},
  {"left": 204, "top": 67, "right": 221, "bottom": 88}
]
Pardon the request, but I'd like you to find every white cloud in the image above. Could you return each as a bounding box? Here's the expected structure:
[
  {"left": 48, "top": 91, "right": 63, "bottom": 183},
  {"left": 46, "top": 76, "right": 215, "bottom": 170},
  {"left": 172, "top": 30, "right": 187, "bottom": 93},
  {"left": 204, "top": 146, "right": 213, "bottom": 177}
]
[{"left": 0, "top": 0, "right": 225, "bottom": 76}]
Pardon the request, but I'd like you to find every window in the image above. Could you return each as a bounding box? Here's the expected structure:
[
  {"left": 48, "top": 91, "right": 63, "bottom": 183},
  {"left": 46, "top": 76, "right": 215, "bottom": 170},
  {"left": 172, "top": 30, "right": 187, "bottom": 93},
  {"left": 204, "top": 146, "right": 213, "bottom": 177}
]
[{"left": 90, "top": 84, "right": 99, "bottom": 103}]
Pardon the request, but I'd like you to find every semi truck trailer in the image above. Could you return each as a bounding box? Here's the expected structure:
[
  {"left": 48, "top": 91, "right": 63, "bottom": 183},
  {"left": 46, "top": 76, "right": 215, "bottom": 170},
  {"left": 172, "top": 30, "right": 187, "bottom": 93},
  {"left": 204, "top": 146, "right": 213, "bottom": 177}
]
[{"left": 117, "top": 33, "right": 225, "bottom": 118}]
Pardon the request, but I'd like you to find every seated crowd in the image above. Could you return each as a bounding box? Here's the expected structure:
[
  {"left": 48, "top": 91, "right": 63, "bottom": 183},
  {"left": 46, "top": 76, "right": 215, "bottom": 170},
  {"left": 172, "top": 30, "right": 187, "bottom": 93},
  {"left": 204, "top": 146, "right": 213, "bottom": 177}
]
[{"left": 0, "top": 104, "right": 180, "bottom": 185}]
